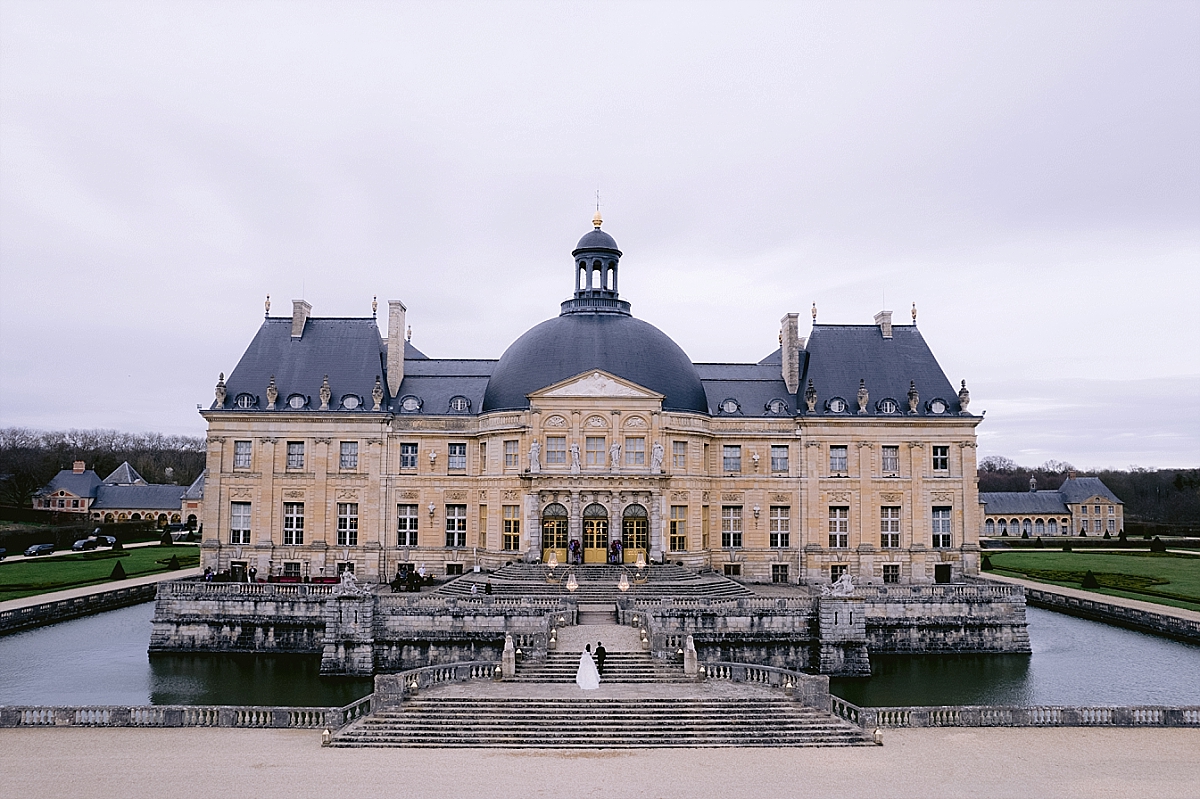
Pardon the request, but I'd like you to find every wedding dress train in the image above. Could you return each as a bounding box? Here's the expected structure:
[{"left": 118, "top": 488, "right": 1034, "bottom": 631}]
[{"left": 575, "top": 650, "right": 601, "bottom": 690}]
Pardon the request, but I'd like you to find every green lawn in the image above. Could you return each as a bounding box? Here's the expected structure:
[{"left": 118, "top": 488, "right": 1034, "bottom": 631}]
[
  {"left": 0, "top": 545, "right": 200, "bottom": 601},
  {"left": 986, "top": 550, "right": 1200, "bottom": 612}
]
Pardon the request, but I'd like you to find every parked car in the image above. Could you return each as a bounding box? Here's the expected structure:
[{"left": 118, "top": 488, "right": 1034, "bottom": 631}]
[
  {"left": 0, "top": 547, "right": 7, "bottom": 560},
  {"left": 72, "top": 538, "right": 99, "bottom": 551},
  {"left": 24, "top": 543, "right": 55, "bottom": 557},
  {"left": 95, "top": 535, "right": 117, "bottom": 547}
]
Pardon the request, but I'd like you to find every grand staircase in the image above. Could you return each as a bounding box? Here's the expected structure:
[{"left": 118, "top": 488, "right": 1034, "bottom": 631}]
[
  {"left": 509, "top": 650, "right": 690, "bottom": 684},
  {"left": 331, "top": 695, "right": 874, "bottom": 748}
]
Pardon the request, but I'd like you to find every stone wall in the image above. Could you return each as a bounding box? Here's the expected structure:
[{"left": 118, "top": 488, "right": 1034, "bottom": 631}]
[
  {"left": 1023, "top": 587, "right": 1200, "bottom": 645},
  {"left": 1, "top": 583, "right": 158, "bottom": 636},
  {"left": 860, "top": 583, "right": 1031, "bottom": 654},
  {"left": 149, "top": 581, "right": 330, "bottom": 654}
]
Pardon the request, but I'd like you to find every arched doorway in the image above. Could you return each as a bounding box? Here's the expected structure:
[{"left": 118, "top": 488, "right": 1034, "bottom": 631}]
[
  {"left": 541, "top": 503, "right": 568, "bottom": 564},
  {"left": 622, "top": 504, "right": 648, "bottom": 564},
  {"left": 582, "top": 503, "right": 608, "bottom": 564}
]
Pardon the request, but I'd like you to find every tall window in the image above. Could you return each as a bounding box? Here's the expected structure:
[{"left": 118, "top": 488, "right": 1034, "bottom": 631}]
[
  {"left": 721, "top": 506, "right": 743, "bottom": 548},
  {"left": 234, "top": 440, "right": 252, "bottom": 469},
  {"left": 625, "top": 437, "right": 645, "bottom": 466},
  {"left": 502, "top": 505, "right": 520, "bottom": 551},
  {"left": 339, "top": 441, "right": 358, "bottom": 470},
  {"left": 1048, "top": 519, "right": 1058, "bottom": 535},
  {"left": 932, "top": 446, "right": 949, "bottom": 472},
  {"left": 932, "top": 507, "right": 952, "bottom": 548},
  {"left": 478, "top": 505, "right": 488, "bottom": 547},
  {"left": 448, "top": 443, "right": 467, "bottom": 471},
  {"left": 286, "top": 442, "right": 305, "bottom": 470},
  {"left": 769, "top": 506, "right": 790, "bottom": 548},
  {"left": 400, "top": 443, "right": 418, "bottom": 470},
  {"left": 337, "top": 503, "right": 358, "bottom": 546},
  {"left": 722, "top": 445, "right": 742, "bottom": 473},
  {"left": 882, "top": 445, "right": 899, "bottom": 474},
  {"left": 504, "top": 440, "right": 519, "bottom": 469},
  {"left": 828, "top": 507, "right": 849, "bottom": 548},
  {"left": 397, "top": 504, "right": 418, "bottom": 547},
  {"left": 770, "top": 445, "right": 789, "bottom": 473},
  {"left": 669, "top": 506, "right": 687, "bottom": 551},
  {"left": 672, "top": 441, "right": 687, "bottom": 471},
  {"left": 701, "top": 505, "right": 710, "bottom": 549},
  {"left": 230, "top": 502, "right": 251, "bottom": 545},
  {"left": 283, "top": 502, "right": 304, "bottom": 545},
  {"left": 445, "top": 504, "right": 467, "bottom": 547},
  {"left": 1107, "top": 518, "right": 1115, "bottom": 533},
  {"left": 829, "top": 445, "right": 848, "bottom": 473},
  {"left": 546, "top": 437, "right": 567, "bottom": 465},
  {"left": 881, "top": 506, "right": 901, "bottom": 548},
  {"left": 586, "top": 436, "right": 605, "bottom": 467}
]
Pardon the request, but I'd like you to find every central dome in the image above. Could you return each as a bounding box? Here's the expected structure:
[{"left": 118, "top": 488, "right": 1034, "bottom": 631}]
[
  {"left": 482, "top": 219, "right": 708, "bottom": 414},
  {"left": 481, "top": 313, "right": 709, "bottom": 413}
]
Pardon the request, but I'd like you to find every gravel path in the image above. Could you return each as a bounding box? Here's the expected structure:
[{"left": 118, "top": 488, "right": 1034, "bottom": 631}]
[{"left": 2, "top": 726, "right": 1197, "bottom": 799}]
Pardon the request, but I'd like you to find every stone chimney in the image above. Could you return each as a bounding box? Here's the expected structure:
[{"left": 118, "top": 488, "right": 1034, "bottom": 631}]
[
  {"left": 386, "top": 300, "right": 407, "bottom": 399},
  {"left": 780, "top": 313, "right": 802, "bottom": 394},
  {"left": 72, "top": 461, "right": 85, "bottom": 474},
  {"left": 874, "top": 310, "right": 893, "bottom": 339},
  {"left": 1068, "top": 470, "right": 1077, "bottom": 480},
  {"left": 291, "top": 300, "right": 312, "bottom": 338}
]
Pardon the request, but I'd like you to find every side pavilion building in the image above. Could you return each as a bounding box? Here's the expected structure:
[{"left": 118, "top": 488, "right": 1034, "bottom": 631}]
[{"left": 199, "top": 217, "right": 982, "bottom": 588}]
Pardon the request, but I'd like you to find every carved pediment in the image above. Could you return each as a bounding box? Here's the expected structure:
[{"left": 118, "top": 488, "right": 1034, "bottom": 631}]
[{"left": 532, "top": 370, "right": 663, "bottom": 401}]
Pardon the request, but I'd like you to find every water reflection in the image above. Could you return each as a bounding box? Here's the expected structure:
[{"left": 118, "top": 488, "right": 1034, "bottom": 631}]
[
  {"left": 2, "top": 602, "right": 1198, "bottom": 708},
  {"left": 832, "top": 607, "right": 1200, "bottom": 707}
]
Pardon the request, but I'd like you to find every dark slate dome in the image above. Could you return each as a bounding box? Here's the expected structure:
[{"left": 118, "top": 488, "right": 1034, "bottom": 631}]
[
  {"left": 481, "top": 312, "right": 709, "bottom": 413},
  {"left": 574, "top": 228, "right": 620, "bottom": 253}
]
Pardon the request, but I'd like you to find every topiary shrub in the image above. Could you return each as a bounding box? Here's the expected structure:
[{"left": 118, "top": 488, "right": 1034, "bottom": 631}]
[
  {"left": 160, "top": 531, "right": 174, "bottom": 546},
  {"left": 1103, "top": 531, "right": 1111, "bottom": 540},
  {"left": 1081, "top": 570, "right": 1099, "bottom": 588},
  {"left": 167, "top": 554, "right": 181, "bottom": 570},
  {"left": 1034, "top": 537, "right": 1044, "bottom": 548},
  {"left": 1150, "top": 536, "right": 1167, "bottom": 553},
  {"left": 110, "top": 561, "right": 127, "bottom": 580},
  {"left": 981, "top": 554, "right": 993, "bottom": 571},
  {"left": 1021, "top": 530, "right": 1029, "bottom": 539}
]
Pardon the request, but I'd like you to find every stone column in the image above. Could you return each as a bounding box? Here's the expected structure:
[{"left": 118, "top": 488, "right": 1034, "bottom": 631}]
[
  {"left": 649, "top": 490, "right": 663, "bottom": 562},
  {"left": 569, "top": 491, "right": 581, "bottom": 547},
  {"left": 526, "top": 492, "right": 541, "bottom": 560}
]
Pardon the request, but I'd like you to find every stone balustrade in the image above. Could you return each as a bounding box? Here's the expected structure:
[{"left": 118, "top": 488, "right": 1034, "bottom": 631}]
[
  {"left": 700, "top": 660, "right": 831, "bottom": 711},
  {"left": 0, "top": 696, "right": 372, "bottom": 730},
  {"left": 373, "top": 661, "right": 501, "bottom": 706},
  {"left": 830, "top": 696, "right": 1200, "bottom": 728}
]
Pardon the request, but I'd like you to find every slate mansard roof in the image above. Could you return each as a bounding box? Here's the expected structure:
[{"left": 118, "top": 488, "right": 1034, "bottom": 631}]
[
  {"left": 211, "top": 228, "right": 968, "bottom": 421},
  {"left": 981, "top": 477, "right": 1123, "bottom": 516}
]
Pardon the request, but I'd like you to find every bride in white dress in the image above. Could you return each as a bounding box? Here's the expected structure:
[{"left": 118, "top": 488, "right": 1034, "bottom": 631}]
[{"left": 576, "top": 644, "right": 601, "bottom": 690}]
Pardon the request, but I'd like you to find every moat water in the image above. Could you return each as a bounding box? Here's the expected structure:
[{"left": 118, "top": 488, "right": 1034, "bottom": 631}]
[{"left": 1, "top": 604, "right": 1197, "bottom": 708}]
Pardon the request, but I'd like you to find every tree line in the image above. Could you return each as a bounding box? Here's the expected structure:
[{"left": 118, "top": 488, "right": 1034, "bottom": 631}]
[
  {"left": 0, "top": 428, "right": 205, "bottom": 508},
  {"left": 978, "top": 456, "right": 1200, "bottom": 526}
]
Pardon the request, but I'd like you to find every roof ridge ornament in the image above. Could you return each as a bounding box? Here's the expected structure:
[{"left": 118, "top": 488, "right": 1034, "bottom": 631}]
[
  {"left": 804, "top": 379, "right": 817, "bottom": 413},
  {"left": 912, "top": 302, "right": 918, "bottom": 324},
  {"left": 265, "top": 295, "right": 270, "bottom": 316},
  {"left": 958, "top": 380, "right": 970, "bottom": 415},
  {"left": 266, "top": 376, "right": 278, "bottom": 410},
  {"left": 907, "top": 380, "right": 920, "bottom": 414},
  {"left": 319, "top": 375, "right": 331, "bottom": 411},
  {"left": 215, "top": 373, "right": 226, "bottom": 408},
  {"left": 372, "top": 376, "right": 384, "bottom": 411},
  {"left": 857, "top": 379, "right": 869, "bottom": 414},
  {"left": 812, "top": 302, "right": 817, "bottom": 323}
]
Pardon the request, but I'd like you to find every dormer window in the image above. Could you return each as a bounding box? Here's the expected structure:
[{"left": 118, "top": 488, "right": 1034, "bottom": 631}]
[
  {"left": 719, "top": 398, "right": 741, "bottom": 415},
  {"left": 287, "top": 394, "right": 307, "bottom": 409},
  {"left": 765, "top": 398, "right": 789, "bottom": 415},
  {"left": 400, "top": 395, "right": 422, "bottom": 413},
  {"left": 448, "top": 396, "right": 470, "bottom": 413},
  {"left": 877, "top": 398, "right": 898, "bottom": 414},
  {"left": 234, "top": 393, "right": 256, "bottom": 409},
  {"left": 827, "top": 398, "right": 847, "bottom": 414},
  {"left": 929, "top": 398, "right": 947, "bottom": 414},
  {"left": 340, "top": 395, "right": 360, "bottom": 410}
]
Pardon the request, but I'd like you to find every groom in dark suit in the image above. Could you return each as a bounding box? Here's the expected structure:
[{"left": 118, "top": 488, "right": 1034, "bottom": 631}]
[{"left": 595, "top": 641, "right": 607, "bottom": 675}]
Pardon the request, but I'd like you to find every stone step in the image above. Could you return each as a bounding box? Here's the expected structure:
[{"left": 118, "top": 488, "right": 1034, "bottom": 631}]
[{"left": 332, "top": 694, "right": 873, "bottom": 748}]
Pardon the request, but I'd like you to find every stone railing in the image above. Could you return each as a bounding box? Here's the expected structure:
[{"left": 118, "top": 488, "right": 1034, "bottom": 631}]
[
  {"left": 630, "top": 596, "right": 814, "bottom": 611},
  {"left": 701, "top": 661, "right": 830, "bottom": 711},
  {"left": 158, "top": 581, "right": 336, "bottom": 599},
  {"left": 1, "top": 583, "right": 159, "bottom": 636},
  {"left": 1022, "top": 586, "right": 1200, "bottom": 645},
  {"left": 373, "top": 660, "right": 501, "bottom": 706},
  {"left": 0, "top": 695, "right": 373, "bottom": 730},
  {"left": 854, "top": 584, "right": 1023, "bottom": 601},
  {"left": 830, "top": 696, "right": 1200, "bottom": 728}
]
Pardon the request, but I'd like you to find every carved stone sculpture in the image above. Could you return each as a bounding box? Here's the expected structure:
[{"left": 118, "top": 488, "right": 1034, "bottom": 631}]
[
  {"left": 529, "top": 440, "right": 541, "bottom": 474},
  {"left": 957, "top": 379, "right": 970, "bottom": 414},
  {"left": 650, "top": 442, "right": 664, "bottom": 474},
  {"left": 570, "top": 443, "right": 581, "bottom": 474},
  {"left": 215, "top": 373, "right": 226, "bottom": 407},
  {"left": 822, "top": 572, "right": 856, "bottom": 597},
  {"left": 372, "top": 376, "right": 384, "bottom": 411},
  {"left": 609, "top": 441, "right": 621, "bottom": 471},
  {"left": 266, "top": 376, "right": 278, "bottom": 410},
  {"left": 804, "top": 379, "right": 817, "bottom": 413},
  {"left": 907, "top": 380, "right": 920, "bottom": 414},
  {"left": 319, "top": 375, "right": 331, "bottom": 411},
  {"left": 857, "top": 379, "right": 869, "bottom": 414}
]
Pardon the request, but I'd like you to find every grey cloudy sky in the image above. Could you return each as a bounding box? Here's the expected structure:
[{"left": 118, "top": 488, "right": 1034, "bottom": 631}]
[{"left": 1, "top": 1, "right": 1197, "bottom": 469}]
